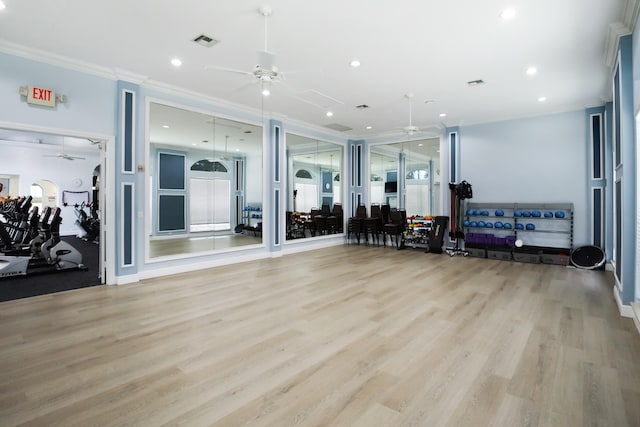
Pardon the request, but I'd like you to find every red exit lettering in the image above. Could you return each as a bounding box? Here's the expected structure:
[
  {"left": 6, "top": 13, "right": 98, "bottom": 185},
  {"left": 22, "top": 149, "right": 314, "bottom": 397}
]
[{"left": 32, "top": 87, "right": 52, "bottom": 101}]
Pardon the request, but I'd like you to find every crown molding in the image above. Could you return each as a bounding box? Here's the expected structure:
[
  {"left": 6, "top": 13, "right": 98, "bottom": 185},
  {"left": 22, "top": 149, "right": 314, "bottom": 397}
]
[
  {"left": 114, "top": 68, "right": 148, "bottom": 85},
  {"left": 0, "top": 40, "right": 118, "bottom": 80},
  {"left": 624, "top": 0, "right": 640, "bottom": 29},
  {"left": 604, "top": 22, "right": 631, "bottom": 68}
]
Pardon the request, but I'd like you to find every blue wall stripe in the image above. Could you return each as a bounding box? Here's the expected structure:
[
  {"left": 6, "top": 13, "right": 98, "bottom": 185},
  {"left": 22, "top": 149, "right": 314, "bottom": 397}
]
[
  {"left": 274, "top": 189, "right": 280, "bottom": 246},
  {"left": 593, "top": 187, "right": 602, "bottom": 247},
  {"left": 123, "top": 91, "right": 134, "bottom": 173},
  {"left": 123, "top": 184, "right": 133, "bottom": 266},
  {"left": 449, "top": 132, "right": 457, "bottom": 183},
  {"left": 591, "top": 114, "right": 602, "bottom": 179}
]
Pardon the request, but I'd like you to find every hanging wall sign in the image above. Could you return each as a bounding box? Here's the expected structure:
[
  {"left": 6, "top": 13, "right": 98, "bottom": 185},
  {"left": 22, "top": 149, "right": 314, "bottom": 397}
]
[{"left": 19, "top": 85, "right": 67, "bottom": 108}]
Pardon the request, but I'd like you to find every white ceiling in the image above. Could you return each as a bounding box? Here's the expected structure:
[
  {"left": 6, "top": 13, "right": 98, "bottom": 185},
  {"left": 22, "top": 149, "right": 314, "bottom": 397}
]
[{"left": 0, "top": 0, "right": 631, "bottom": 139}]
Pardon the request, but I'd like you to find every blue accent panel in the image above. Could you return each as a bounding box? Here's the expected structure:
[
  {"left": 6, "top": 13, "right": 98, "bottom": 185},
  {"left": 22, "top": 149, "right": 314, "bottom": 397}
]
[
  {"left": 274, "top": 126, "right": 280, "bottom": 182},
  {"left": 591, "top": 114, "right": 602, "bottom": 179},
  {"left": 123, "top": 184, "right": 133, "bottom": 266},
  {"left": 593, "top": 188, "right": 602, "bottom": 247},
  {"left": 604, "top": 102, "right": 614, "bottom": 262},
  {"left": 159, "top": 152, "right": 186, "bottom": 190},
  {"left": 123, "top": 91, "right": 134, "bottom": 172},
  {"left": 274, "top": 189, "right": 280, "bottom": 246},
  {"left": 158, "top": 195, "right": 186, "bottom": 231},
  {"left": 449, "top": 132, "right": 457, "bottom": 183}
]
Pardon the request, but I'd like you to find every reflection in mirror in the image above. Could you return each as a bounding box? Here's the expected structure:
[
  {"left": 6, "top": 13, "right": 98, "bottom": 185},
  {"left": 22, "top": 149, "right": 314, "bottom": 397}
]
[
  {"left": 148, "top": 102, "right": 263, "bottom": 258},
  {"left": 370, "top": 138, "right": 440, "bottom": 216},
  {"left": 286, "top": 134, "right": 343, "bottom": 240}
]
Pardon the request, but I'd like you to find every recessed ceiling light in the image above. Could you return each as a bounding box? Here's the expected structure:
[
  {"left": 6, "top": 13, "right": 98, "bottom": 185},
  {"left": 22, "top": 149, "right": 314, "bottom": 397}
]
[
  {"left": 261, "top": 88, "right": 271, "bottom": 96},
  {"left": 538, "top": 96, "right": 547, "bottom": 102},
  {"left": 0, "top": 2, "right": 6, "bottom": 10},
  {"left": 500, "top": 8, "right": 516, "bottom": 20},
  {"left": 418, "top": 143, "right": 423, "bottom": 147},
  {"left": 439, "top": 113, "right": 447, "bottom": 118},
  {"left": 192, "top": 143, "right": 197, "bottom": 146},
  {"left": 326, "top": 111, "right": 333, "bottom": 117},
  {"left": 366, "top": 126, "right": 373, "bottom": 130},
  {"left": 349, "top": 59, "right": 361, "bottom": 68},
  {"left": 162, "top": 125, "right": 170, "bottom": 129},
  {"left": 526, "top": 66, "right": 538, "bottom": 76},
  {"left": 171, "top": 58, "right": 182, "bottom": 67}
]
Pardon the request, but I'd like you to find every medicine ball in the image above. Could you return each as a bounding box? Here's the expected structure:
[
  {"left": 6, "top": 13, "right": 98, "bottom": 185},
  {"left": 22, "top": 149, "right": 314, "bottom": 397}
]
[
  {"left": 494, "top": 221, "right": 504, "bottom": 228},
  {"left": 485, "top": 222, "right": 493, "bottom": 228},
  {"left": 544, "top": 211, "right": 553, "bottom": 218},
  {"left": 503, "top": 223, "right": 513, "bottom": 229},
  {"left": 470, "top": 221, "right": 478, "bottom": 227},
  {"left": 515, "top": 223, "right": 524, "bottom": 230},
  {"left": 481, "top": 210, "right": 489, "bottom": 216},
  {"left": 477, "top": 221, "right": 486, "bottom": 227},
  {"left": 555, "top": 211, "right": 565, "bottom": 218},
  {"left": 525, "top": 223, "right": 535, "bottom": 230},
  {"left": 532, "top": 211, "right": 541, "bottom": 217},
  {"left": 463, "top": 220, "right": 470, "bottom": 227},
  {"left": 514, "top": 210, "right": 522, "bottom": 217},
  {"left": 466, "top": 209, "right": 474, "bottom": 216},
  {"left": 522, "top": 211, "right": 532, "bottom": 217},
  {"left": 495, "top": 209, "right": 504, "bottom": 216}
]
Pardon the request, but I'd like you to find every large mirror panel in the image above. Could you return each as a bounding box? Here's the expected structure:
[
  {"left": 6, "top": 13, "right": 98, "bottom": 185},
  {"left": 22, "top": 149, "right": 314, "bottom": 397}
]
[
  {"left": 370, "top": 138, "right": 440, "bottom": 216},
  {"left": 285, "top": 134, "right": 343, "bottom": 240},
  {"left": 148, "top": 102, "right": 263, "bottom": 259}
]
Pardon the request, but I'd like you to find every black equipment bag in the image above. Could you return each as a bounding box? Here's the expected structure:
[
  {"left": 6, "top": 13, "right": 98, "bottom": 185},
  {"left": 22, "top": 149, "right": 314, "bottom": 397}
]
[{"left": 427, "top": 216, "right": 449, "bottom": 253}]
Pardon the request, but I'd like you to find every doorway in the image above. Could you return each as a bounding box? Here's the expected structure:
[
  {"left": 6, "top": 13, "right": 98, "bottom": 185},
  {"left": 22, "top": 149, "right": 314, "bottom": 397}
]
[{"left": 0, "top": 126, "right": 111, "bottom": 301}]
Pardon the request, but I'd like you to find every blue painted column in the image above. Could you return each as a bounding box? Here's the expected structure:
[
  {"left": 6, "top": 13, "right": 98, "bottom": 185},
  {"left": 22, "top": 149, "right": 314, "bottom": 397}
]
[
  {"left": 586, "top": 107, "right": 606, "bottom": 249},
  {"left": 617, "top": 35, "right": 637, "bottom": 305},
  {"left": 347, "top": 139, "right": 366, "bottom": 217},
  {"left": 604, "top": 102, "right": 614, "bottom": 262},
  {"left": 268, "top": 119, "right": 284, "bottom": 253},
  {"left": 115, "top": 80, "right": 139, "bottom": 279}
]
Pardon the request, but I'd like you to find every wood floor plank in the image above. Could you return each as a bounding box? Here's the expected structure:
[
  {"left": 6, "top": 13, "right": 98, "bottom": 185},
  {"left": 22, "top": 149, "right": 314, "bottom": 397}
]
[{"left": 0, "top": 245, "right": 639, "bottom": 426}]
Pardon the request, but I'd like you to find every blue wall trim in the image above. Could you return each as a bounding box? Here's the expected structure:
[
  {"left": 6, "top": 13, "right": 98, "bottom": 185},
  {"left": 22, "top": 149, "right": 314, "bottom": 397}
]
[
  {"left": 122, "top": 183, "right": 134, "bottom": 267},
  {"left": 123, "top": 91, "right": 134, "bottom": 173}
]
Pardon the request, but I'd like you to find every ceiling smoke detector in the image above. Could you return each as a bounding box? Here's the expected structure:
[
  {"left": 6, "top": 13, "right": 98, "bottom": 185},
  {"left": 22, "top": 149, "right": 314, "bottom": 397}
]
[{"left": 193, "top": 34, "right": 220, "bottom": 47}]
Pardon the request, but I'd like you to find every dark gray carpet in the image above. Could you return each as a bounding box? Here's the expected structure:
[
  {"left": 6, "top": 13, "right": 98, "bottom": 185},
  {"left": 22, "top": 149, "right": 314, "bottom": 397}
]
[{"left": 0, "top": 236, "right": 101, "bottom": 302}]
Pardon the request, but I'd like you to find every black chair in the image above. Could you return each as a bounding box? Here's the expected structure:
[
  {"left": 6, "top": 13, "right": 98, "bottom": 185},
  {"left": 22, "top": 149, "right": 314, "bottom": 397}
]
[
  {"left": 327, "top": 203, "right": 343, "bottom": 234},
  {"left": 363, "top": 204, "right": 382, "bottom": 246},
  {"left": 348, "top": 204, "right": 367, "bottom": 244},
  {"left": 383, "top": 209, "right": 406, "bottom": 249}
]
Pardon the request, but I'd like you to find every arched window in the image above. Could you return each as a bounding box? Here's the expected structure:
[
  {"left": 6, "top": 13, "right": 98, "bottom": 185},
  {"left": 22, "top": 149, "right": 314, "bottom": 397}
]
[
  {"left": 295, "top": 169, "right": 312, "bottom": 179},
  {"left": 191, "top": 159, "right": 227, "bottom": 172},
  {"left": 406, "top": 169, "right": 429, "bottom": 180}
]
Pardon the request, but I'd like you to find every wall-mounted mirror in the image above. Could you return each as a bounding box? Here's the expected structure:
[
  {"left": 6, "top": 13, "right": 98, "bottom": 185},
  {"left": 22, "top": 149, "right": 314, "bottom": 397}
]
[
  {"left": 285, "top": 134, "right": 343, "bottom": 240},
  {"left": 370, "top": 138, "right": 440, "bottom": 216},
  {"left": 147, "top": 102, "right": 263, "bottom": 259}
]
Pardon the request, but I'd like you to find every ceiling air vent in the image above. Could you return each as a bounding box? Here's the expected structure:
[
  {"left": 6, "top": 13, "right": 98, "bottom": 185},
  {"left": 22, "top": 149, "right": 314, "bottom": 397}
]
[
  {"left": 355, "top": 104, "right": 370, "bottom": 110},
  {"left": 467, "top": 79, "right": 485, "bottom": 86},
  {"left": 193, "top": 34, "right": 220, "bottom": 47},
  {"left": 324, "top": 123, "right": 353, "bottom": 132}
]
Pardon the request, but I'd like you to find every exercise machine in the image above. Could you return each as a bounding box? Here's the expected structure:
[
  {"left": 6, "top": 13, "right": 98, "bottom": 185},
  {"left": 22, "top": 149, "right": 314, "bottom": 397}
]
[
  {"left": 445, "top": 181, "right": 473, "bottom": 257},
  {"left": 0, "top": 207, "right": 87, "bottom": 279}
]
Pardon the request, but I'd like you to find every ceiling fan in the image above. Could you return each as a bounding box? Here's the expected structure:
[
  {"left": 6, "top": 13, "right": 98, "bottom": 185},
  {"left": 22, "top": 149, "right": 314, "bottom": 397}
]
[
  {"left": 43, "top": 138, "right": 85, "bottom": 161},
  {"left": 383, "top": 93, "right": 444, "bottom": 137},
  {"left": 205, "top": 6, "right": 284, "bottom": 94}
]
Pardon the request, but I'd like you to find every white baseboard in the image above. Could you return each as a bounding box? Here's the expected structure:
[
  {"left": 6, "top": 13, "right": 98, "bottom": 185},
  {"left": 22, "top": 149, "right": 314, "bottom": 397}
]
[
  {"left": 613, "top": 286, "right": 634, "bottom": 318},
  {"left": 632, "top": 302, "right": 640, "bottom": 336},
  {"left": 114, "top": 274, "right": 140, "bottom": 285}
]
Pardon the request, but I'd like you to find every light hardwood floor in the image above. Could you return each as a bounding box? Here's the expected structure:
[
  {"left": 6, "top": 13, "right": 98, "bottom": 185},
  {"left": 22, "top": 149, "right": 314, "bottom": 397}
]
[{"left": 1, "top": 245, "right": 639, "bottom": 426}]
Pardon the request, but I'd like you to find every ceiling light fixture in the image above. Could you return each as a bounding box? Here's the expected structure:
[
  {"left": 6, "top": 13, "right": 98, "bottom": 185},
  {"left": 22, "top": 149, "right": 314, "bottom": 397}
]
[
  {"left": 500, "top": 8, "right": 516, "bottom": 20},
  {"left": 162, "top": 125, "right": 170, "bottom": 129},
  {"left": 526, "top": 66, "right": 538, "bottom": 76},
  {"left": 261, "top": 87, "right": 271, "bottom": 96},
  {"left": 538, "top": 96, "right": 547, "bottom": 102},
  {"left": 171, "top": 58, "right": 182, "bottom": 67},
  {"left": 439, "top": 113, "right": 447, "bottom": 117},
  {"left": 349, "top": 59, "right": 361, "bottom": 68},
  {"left": 326, "top": 111, "right": 333, "bottom": 117},
  {"left": 0, "top": 2, "right": 6, "bottom": 10},
  {"left": 366, "top": 126, "right": 372, "bottom": 130}
]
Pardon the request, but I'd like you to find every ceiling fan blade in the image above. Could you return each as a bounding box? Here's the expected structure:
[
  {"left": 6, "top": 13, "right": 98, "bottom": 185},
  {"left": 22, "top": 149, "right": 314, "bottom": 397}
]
[
  {"left": 204, "top": 65, "right": 254, "bottom": 76},
  {"left": 232, "top": 79, "right": 259, "bottom": 93}
]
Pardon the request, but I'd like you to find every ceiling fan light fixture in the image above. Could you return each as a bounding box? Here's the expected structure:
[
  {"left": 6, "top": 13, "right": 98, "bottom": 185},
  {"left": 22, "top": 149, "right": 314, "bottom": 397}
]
[
  {"left": 526, "top": 66, "right": 538, "bottom": 76},
  {"left": 261, "top": 87, "right": 271, "bottom": 96},
  {"left": 171, "top": 58, "right": 182, "bottom": 67},
  {"left": 326, "top": 111, "right": 334, "bottom": 117},
  {"left": 349, "top": 59, "right": 361, "bottom": 68}
]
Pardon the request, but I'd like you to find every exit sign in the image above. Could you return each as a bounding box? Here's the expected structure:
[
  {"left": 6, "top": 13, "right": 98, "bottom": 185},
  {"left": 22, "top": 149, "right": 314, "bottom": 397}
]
[{"left": 27, "top": 86, "right": 56, "bottom": 107}]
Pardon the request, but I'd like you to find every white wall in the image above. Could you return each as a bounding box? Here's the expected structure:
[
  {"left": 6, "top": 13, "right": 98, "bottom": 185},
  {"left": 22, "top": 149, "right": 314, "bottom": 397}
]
[
  {"left": 0, "top": 142, "right": 101, "bottom": 235},
  {"left": 459, "top": 110, "right": 589, "bottom": 245}
]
